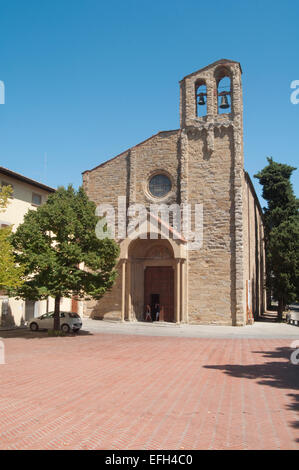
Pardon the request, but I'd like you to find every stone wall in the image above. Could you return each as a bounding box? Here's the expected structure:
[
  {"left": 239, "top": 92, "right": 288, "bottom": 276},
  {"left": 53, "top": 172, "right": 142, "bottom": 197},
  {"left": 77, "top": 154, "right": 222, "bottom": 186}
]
[
  {"left": 84, "top": 261, "right": 123, "bottom": 321},
  {"left": 185, "top": 126, "right": 235, "bottom": 325}
]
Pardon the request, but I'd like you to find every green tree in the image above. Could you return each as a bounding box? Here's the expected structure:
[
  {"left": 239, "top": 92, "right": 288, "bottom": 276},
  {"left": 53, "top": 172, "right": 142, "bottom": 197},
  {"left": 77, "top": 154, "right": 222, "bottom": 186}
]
[
  {"left": 255, "top": 157, "right": 299, "bottom": 320},
  {"left": 0, "top": 184, "right": 24, "bottom": 291},
  {"left": 12, "top": 185, "right": 119, "bottom": 331}
]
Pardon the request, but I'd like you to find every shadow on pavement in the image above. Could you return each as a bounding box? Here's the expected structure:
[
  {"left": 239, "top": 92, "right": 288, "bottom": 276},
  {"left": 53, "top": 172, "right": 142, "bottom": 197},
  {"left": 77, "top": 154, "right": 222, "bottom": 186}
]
[
  {"left": 0, "top": 328, "right": 93, "bottom": 339},
  {"left": 287, "top": 393, "right": 299, "bottom": 443},
  {"left": 204, "top": 346, "right": 299, "bottom": 444}
]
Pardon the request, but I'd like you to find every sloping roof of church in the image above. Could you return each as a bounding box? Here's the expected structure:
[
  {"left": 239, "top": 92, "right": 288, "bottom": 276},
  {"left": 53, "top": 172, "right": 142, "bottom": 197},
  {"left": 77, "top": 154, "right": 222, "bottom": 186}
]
[
  {"left": 179, "top": 59, "right": 242, "bottom": 82},
  {"left": 82, "top": 129, "right": 180, "bottom": 174}
]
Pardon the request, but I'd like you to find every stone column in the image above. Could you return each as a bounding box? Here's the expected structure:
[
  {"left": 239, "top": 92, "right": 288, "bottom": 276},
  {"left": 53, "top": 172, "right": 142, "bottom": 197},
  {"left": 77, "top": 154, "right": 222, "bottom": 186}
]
[
  {"left": 175, "top": 259, "right": 181, "bottom": 323},
  {"left": 121, "top": 260, "right": 126, "bottom": 322},
  {"left": 127, "top": 260, "right": 132, "bottom": 321},
  {"left": 180, "top": 259, "right": 186, "bottom": 323}
]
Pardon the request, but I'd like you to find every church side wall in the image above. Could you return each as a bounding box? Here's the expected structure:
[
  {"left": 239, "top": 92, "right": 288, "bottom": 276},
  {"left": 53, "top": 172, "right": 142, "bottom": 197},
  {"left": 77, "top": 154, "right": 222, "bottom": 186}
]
[{"left": 242, "top": 173, "right": 266, "bottom": 321}]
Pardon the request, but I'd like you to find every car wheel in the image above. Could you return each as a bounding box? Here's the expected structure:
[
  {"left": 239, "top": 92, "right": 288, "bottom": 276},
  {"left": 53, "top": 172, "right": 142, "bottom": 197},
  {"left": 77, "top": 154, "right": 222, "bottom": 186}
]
[
  {"left": 30, "top": 322, "right": 38, "bottom": 331},
  {"left": 61, "top": 323, "right": 70, "bottom": 333}
]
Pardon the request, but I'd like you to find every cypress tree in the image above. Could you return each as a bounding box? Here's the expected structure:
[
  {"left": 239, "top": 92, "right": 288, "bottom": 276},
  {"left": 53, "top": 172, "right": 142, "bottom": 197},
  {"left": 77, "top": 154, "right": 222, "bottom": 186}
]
[{"left": 255, "top": 158, "right": 299, "bottom": 321}]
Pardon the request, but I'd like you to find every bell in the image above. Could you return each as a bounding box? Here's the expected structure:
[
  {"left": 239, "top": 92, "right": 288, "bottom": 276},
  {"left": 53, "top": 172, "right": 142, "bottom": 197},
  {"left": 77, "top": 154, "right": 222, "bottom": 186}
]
[
  {"left": 219, "top": 94, "right": 230, "bottom": 109},
  {"left": 197, "top": 94, "right": 205, "bottom": 106}
]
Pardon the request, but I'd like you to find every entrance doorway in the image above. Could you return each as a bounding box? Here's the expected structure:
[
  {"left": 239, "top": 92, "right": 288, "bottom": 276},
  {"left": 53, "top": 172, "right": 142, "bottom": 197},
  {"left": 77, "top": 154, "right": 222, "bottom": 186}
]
[{"left": 144, "top": 266, "right": 174, "bottom": 322}]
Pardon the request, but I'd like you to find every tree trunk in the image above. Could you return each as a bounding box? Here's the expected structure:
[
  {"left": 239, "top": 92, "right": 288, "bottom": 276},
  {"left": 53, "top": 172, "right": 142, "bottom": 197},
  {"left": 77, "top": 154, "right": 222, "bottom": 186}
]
[
  {"left": 277, "top": 298, "right": 284, "bottom": 322},
  {"left": 53, "top": 295, "right": 61, "bottom": 331}
]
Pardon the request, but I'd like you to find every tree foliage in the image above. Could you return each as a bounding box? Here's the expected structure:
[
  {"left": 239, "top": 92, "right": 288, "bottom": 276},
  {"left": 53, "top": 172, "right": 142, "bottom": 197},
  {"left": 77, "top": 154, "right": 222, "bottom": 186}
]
[
  {"left": 254, "top": 157, "right": 299, "bottom": 320},
  {"left": 12, "top": 185, "right": 119, "bottom": 330},
  {"left": 0, "top": 184, "right": 13, "bottom": 210}
]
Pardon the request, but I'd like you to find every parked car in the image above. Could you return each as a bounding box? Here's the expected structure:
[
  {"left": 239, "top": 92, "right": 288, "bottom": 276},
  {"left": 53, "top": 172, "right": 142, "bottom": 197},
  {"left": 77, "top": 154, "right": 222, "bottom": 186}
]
[
  {"left": 286, "top": 311, "right": 299, "bottom": 326},
  {"left": 28, "top": 311, "right": 82, "bottom": 333}
]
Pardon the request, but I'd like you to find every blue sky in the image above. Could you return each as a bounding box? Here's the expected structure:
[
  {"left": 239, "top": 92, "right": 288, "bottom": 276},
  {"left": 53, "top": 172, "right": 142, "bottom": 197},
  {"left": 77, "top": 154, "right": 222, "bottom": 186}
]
[{"left": 0, "top": 0, "right": 298, "bottom": 205}]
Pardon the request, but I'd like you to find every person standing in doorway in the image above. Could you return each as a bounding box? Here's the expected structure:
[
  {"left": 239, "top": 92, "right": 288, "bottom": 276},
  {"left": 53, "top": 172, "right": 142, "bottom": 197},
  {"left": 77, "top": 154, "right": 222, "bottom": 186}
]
[
  {"left": 155, "top": 303, "right": 160, "bottom": 322},
  {"left": 145, "top": 304, "right": 152, "bottom": 322}
]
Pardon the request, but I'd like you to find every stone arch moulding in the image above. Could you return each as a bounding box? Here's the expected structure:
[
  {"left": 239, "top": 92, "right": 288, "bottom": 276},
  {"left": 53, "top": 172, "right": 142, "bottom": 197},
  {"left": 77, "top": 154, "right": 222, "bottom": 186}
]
[
  {"left": 144, "top": 244, "right": 173, "bottom": 259},
  {"left": 119, "top": 211, "right": 187, "bottom": 261},
  {"left": 119, "top": 234, "right": 187, "bottom": 261}
]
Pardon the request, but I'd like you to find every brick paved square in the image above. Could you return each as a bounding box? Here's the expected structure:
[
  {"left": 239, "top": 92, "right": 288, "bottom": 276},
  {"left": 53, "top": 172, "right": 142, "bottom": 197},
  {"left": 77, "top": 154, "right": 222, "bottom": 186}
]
[{"left": 0, "top": 331, "right": 298, "bottom": 450}]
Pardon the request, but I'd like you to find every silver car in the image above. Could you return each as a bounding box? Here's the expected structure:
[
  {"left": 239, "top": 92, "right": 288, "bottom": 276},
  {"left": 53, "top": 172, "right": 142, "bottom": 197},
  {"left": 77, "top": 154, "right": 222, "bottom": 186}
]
[{"left": 28, "top": 311, "right": 82, "bottom": 333}]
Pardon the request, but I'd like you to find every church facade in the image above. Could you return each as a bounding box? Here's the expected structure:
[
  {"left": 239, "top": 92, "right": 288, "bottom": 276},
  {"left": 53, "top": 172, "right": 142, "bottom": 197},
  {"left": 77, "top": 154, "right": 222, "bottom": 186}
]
[{"left": 82, "top": 59, "right": 266, "bottom": 326}]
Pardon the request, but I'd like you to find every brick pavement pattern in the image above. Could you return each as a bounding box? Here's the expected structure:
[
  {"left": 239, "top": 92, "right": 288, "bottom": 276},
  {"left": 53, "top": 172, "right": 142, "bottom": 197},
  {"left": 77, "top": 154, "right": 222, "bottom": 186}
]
[{"left": 0, "top": 332, "right": 298, "bottom": 450}]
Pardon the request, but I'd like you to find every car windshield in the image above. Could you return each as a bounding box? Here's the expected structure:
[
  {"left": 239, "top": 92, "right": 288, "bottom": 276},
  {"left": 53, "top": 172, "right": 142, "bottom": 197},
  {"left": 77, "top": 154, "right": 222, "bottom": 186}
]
[
  {"left": 40, "top": 313, "right": 54, "bottom": 319},
  {"left": 42, "top": 312, "right": 64, "bottom": 318},
  {"left": 69, "top": 313, "right": 80, "bottom": 318}
]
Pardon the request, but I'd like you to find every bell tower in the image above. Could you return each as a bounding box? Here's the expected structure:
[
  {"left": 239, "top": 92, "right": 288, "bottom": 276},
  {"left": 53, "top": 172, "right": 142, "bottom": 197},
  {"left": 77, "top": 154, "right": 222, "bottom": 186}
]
[
  {"left": 179, "top": 58, "right": 243, "bottom": 146},
  {"left": 179, "top": 59, "right": 246, "bottom": 326}
]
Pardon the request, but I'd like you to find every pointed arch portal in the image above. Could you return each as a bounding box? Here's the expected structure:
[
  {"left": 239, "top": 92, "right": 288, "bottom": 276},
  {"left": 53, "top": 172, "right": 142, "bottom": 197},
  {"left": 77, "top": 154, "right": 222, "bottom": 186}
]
[{"left": 119, "top": 235, "right": 187, "bottom": 324}]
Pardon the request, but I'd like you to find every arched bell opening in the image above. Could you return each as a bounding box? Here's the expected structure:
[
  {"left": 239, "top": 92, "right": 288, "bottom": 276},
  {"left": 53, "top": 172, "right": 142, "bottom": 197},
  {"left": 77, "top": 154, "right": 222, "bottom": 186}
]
[
  {"left": 195, "top": 80, "right": 207, "bottom": 118},
  {"left": 215, "top": 67, "right": 232, "bottom": 115}
]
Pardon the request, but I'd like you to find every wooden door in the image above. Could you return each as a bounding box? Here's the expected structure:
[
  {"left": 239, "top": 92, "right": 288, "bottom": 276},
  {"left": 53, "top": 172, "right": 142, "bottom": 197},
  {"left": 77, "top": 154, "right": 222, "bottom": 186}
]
[
  {"left": 71, "top": 297, "right": 78, "bottom": 313},
  {"left": 144, "top": 267, "right": 174, "bottom": 322}
]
